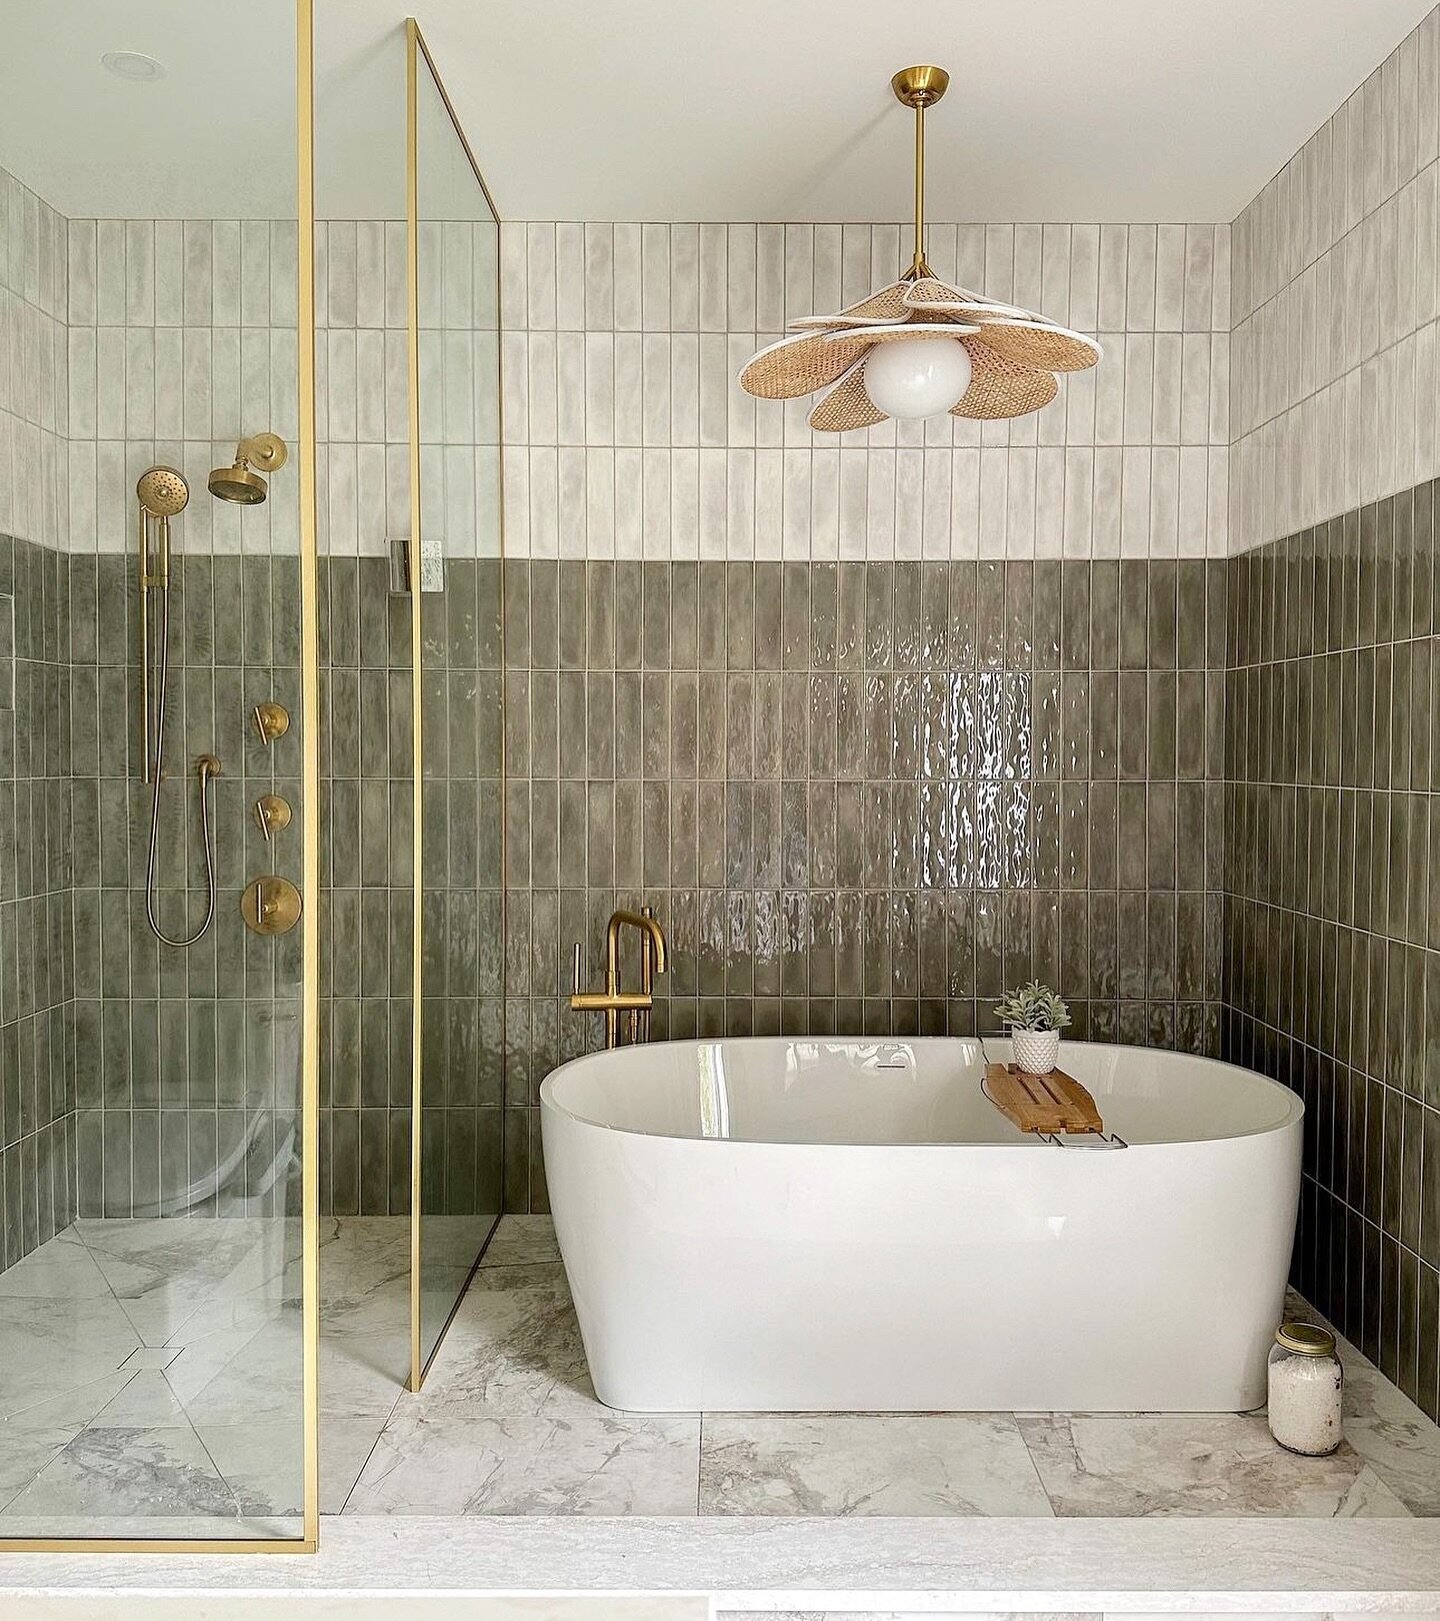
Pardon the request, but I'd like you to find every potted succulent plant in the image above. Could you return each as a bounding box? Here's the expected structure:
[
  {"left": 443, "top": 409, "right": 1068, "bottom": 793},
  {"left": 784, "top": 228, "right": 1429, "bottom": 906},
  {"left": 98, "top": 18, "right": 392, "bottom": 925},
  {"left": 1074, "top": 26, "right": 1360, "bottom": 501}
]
[{"left": 994, "top": 981, "right": 1071, "bottom": 1076}]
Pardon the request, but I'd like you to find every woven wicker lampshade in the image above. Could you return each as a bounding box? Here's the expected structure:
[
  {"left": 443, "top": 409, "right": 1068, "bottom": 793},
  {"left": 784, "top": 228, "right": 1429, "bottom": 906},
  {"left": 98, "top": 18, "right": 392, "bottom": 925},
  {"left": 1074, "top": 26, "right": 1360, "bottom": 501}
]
[{"left": 739, "top": 68, "right": 1101, "bottom": 430}]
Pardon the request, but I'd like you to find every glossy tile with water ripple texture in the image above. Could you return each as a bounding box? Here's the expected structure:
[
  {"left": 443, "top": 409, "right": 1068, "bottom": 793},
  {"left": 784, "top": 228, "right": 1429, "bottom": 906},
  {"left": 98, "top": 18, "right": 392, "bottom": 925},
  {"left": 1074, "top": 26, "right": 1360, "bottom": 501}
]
[
  {"left": 698, "top": 1413, "right": 1053, "bottom": 1517},
  {"left": 504, "top": 558, "right": 1230, "bottom": 1212}
]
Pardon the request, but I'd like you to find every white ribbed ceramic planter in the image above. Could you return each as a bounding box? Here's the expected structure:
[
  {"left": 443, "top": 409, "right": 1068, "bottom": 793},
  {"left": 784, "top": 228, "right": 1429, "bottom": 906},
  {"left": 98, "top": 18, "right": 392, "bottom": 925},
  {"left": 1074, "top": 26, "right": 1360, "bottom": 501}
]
[{"left": 1012, "top": 1028, "right": 1060, "bottom": 1075}]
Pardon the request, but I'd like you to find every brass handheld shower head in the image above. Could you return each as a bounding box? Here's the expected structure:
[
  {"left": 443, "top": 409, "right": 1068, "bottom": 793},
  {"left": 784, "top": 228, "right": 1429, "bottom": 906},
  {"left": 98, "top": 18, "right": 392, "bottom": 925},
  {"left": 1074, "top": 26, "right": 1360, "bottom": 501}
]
[
  {"left": 209, "top": 431, "right": 288, "bottom": 505},
  {"left": 136, "top": 465, "right": 190, "bottom": 518}
]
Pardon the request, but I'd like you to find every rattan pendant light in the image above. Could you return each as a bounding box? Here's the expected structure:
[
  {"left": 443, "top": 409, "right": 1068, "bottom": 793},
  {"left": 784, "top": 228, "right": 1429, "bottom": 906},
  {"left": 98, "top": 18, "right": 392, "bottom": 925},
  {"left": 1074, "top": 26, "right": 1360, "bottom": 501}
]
[{"left": 739, "top": 66, "right": 1102, "bottom": 429}]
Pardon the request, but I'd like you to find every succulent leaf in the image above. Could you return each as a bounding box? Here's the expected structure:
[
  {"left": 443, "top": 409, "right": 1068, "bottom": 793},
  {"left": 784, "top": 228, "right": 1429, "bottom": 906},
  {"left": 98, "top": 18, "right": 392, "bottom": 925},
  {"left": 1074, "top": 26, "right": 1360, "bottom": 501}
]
[{"left": 993, "top": 980, "right": 1071, "bottom": 1032}]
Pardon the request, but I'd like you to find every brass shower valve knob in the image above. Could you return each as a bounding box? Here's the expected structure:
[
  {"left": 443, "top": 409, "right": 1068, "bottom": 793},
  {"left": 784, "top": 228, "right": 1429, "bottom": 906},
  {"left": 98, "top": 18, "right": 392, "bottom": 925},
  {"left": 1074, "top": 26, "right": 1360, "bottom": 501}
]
[
  {"left": 253, "top": 700, "right": 290, "bottom": 744},
  {"left": 254, "top": 793, "right": 293, "bottom": 841},
  {"left": 242, "top": 875, "right": 303, "bottom": 935}
]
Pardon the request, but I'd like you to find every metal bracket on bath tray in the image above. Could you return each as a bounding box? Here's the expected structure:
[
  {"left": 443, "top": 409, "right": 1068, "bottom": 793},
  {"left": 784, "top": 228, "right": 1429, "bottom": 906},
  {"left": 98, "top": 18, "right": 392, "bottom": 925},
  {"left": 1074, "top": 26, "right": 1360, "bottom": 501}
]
[{"left": 1034, "top": 1128, "right": 1129, "bottom": 1150}]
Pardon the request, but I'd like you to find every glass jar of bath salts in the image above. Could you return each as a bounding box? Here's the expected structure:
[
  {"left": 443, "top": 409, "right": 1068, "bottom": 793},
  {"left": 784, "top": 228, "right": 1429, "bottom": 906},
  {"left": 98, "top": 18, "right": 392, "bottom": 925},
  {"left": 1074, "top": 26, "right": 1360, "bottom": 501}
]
[{"left": 1267, "top": 1321, "right": 1342, "bottom": 1455}]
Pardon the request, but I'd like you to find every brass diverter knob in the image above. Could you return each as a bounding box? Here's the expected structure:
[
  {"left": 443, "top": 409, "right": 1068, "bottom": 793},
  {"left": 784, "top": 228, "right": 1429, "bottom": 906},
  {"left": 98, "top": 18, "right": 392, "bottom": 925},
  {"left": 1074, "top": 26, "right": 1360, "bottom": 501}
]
[
  {"left": 242, "top": 875, "right": 302, "bottom": 935},
  {"left": 253, "top": 701, "right": 289, "bottom": 744},
  {"left": 254, "top": 793, "right": 292, "bottom": 841}
]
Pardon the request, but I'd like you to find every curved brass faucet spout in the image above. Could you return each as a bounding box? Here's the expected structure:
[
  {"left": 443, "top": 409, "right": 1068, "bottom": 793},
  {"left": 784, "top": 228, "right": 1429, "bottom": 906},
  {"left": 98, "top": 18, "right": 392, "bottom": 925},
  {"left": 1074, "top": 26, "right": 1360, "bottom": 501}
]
[
  {"left": 606, "top": 908, "right": 668, "bottom": 981},
  {"left": 569, "top": 906, "right": 669, "bottom": 1049}
]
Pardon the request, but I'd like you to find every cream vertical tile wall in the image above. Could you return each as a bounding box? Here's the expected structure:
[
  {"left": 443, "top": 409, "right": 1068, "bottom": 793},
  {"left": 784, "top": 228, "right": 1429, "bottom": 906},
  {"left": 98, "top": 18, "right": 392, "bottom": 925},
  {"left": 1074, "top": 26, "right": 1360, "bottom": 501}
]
[
  {"left": 50, "top": 212, "right": 1237, "bottom": 562},
  {"left": 1230, "top": 5, "right": 1440, "bottom": 552},
  {"left": 498, "top": 221, "right": 1231, "bottom": 561},
  {"left": 0, "top": 168, "right": 68, "bottom": 551},
  {"left": 316, "top": 218, "right": 499, "bottom": 559},
  {"left": 65, "top": 215, "right": 300, "bottom": 554}
]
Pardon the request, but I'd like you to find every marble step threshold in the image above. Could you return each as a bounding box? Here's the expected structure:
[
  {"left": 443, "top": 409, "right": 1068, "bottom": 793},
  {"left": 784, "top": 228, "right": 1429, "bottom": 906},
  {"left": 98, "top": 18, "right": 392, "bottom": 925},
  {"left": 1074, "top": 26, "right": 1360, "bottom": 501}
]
[{"left": 1, "top": 1517, "right": 1439, "bottom": 1613}]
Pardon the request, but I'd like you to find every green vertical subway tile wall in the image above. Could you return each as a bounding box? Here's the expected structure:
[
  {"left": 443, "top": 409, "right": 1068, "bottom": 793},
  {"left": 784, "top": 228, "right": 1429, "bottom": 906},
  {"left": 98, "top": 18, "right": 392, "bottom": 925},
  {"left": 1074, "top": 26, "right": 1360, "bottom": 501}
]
[
  {"left": 0, "top": 533, "right": 76, "bottom": 1268},
  {"left": 69, "top": 552, "right": 305, "bottom": 1222},
  {"left": 502, "top": 556, "right": 1231, "bottom": 1213},
  {"left": 318, "top": 554, "right": 504, "bottom": 1218},
  {"left": 1222, "top": 476, "right": 1440, "bottom": 1425}
]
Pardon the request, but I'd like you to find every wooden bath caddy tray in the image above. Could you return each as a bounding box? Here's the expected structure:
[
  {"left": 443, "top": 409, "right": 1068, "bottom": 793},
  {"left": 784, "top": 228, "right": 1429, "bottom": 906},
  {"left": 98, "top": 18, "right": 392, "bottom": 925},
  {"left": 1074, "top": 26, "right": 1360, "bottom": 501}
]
[{"left": 984, "top": 1062, "right": 1104, "bottom": 1136}]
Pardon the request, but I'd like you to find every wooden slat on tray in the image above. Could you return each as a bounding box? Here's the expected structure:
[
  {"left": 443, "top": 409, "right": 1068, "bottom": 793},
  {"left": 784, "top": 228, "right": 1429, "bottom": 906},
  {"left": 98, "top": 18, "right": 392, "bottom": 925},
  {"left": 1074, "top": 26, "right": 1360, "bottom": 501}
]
[{"left": 984, "top": 1062, "right": 1104, "bottom": 1135}]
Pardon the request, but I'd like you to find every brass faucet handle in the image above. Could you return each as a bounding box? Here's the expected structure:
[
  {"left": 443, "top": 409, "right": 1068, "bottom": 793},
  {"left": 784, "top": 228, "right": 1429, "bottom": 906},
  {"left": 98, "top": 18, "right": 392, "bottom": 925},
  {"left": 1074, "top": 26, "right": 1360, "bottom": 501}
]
[
  {"left": 571, "top": 942, "right": 582, "bottom": 996},
  {"left": 253, "top": 701, "right": 290, "bottom": 744},
  {"left": 569, "top": 990, "right": 652, "bottom": 1014},
  {"left": 241, "top": 874, "right": 302, "bottom": 936},
  {"left": 254, "top": 792, "right": 292, "bottom": 843}
]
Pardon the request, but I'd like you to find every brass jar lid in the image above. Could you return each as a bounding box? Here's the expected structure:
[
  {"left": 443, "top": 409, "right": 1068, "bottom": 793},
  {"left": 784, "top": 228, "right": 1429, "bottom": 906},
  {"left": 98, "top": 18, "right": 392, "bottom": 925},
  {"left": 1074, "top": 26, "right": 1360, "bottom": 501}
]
[{"left": 1274, "top": 1320, "right": 1336, "bottom": 1356}]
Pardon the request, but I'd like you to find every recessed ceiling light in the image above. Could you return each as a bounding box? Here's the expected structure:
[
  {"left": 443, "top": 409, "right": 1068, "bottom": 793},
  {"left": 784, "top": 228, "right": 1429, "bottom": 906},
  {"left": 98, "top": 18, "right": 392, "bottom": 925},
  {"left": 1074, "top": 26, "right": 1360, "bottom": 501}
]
[{"left": 100, "top": 50, "right": 166, "bottom": 82}]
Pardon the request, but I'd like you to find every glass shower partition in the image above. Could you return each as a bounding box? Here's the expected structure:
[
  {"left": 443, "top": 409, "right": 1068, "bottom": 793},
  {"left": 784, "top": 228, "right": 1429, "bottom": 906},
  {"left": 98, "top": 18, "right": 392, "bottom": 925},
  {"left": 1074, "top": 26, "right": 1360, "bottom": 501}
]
[
  {"left": 0, "top": 0, "right": 319, "bottom": 1548},
  {"left": 407, "top": 23, "right": 506, "bottom": 1386}
]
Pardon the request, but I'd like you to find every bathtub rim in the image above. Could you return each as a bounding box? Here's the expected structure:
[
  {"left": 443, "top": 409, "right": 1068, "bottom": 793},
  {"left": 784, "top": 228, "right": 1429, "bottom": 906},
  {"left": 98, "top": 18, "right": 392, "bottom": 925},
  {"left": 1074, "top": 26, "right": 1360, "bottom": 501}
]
[{"left": 538, "top": 1036, "right": 1304, "bottom": 1149}]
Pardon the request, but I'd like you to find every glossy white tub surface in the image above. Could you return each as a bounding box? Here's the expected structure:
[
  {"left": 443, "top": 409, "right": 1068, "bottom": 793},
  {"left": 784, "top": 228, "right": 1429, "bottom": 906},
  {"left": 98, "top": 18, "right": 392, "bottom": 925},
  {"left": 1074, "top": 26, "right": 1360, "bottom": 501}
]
[{"left": 540, "top": 1038, "right": 1302, "bottom": 1414}]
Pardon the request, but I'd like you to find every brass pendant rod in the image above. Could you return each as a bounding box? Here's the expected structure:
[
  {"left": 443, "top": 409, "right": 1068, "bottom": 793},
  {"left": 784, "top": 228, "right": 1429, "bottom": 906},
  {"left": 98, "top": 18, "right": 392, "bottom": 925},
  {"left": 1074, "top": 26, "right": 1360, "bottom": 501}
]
[
  {"left": 891, "top": 65, "right": 948, "bottom": 280},
  {"left": 912, "top": 99, "right": 927, "bottom": 277}
]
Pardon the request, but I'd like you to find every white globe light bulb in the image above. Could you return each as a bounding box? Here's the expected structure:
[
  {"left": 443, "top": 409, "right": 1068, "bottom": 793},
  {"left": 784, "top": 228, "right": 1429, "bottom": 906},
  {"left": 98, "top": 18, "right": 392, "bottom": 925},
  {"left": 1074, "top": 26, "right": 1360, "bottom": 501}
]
[{"left": 862, "top": 335, "right": 972, "bottom": 420}]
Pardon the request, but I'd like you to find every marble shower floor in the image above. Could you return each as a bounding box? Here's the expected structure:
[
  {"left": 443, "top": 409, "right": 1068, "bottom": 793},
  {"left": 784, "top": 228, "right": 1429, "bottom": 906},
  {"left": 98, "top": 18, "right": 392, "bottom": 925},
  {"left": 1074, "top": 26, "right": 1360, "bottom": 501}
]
[
  {"left": 0, "top": 1212, "right": 481, "bottom": 1538},
  {"left": 1, "top": 1215, "right": 1438, "bottom": 1531}
]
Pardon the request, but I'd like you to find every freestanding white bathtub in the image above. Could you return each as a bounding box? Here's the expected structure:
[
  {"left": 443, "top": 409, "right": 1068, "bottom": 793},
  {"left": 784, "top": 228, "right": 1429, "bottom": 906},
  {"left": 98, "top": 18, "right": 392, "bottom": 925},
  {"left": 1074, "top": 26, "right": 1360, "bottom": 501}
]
[{"left": 540, "top": 1038, "right": 1302, "bottom": 1414}]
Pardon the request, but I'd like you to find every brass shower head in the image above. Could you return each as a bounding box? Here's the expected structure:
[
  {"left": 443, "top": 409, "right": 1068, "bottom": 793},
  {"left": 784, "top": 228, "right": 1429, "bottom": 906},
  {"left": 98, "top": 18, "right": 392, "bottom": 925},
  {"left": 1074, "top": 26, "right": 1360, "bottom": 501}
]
[
  {"left": 136, "top": 465, "right": 190, "bottom": 518},
  {"left": 209, "top": 431, "right": 288, "bottom": 505}
]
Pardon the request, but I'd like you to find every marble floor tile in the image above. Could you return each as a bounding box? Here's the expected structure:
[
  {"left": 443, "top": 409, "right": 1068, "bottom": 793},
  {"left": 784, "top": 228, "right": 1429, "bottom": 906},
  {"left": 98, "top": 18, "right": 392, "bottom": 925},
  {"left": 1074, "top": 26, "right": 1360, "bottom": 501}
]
[
  {"left": 159, "top": 1305, "right": 274, "bottom": 1411},
  {"left": 0, "top": 1232, "right": 111, "bottom": 1299},
  {"left": 423, "top": 1213, "right": 502, "bottom": 1271},
  {"left": 88, "top": 1372, "right": 189, "bottom": 1430},
  {"left": 317, "top": 1416, "right": 390, "bottom": 1515},
  {"left": 478, "top": 1215, "right": 561, "bottom": 1270},
  {"left": 80, "top": 1219, "right": 291, "bottom": 1346},
  {"left": 192, "top": 1419, "right": 307, "bottom": 1517},
  {"left": 345, "top": 1409, "right": 702, "bottom": 1515},
  {"left": 415, "top": 1265, "right": 597, "bottom": 1417},
  {"left": 1016, "top": 1413, "right": 1410, "bottom": 1518},
  {"left": 0, "top": 1374, "right": 137, "bottom": 1512},
  {"left": 317, "top": 1216, "right": 410, "bottom": 1334},
  {"left": 0, "top": 1372, "right": 135, "bottom": 1441},
  {"left": 698, "top": 1413, "right": 1053, "bottom": 1516},
  {"left": 0, "top": 1294, "right": 141, "bottom": 1421},
  {"left": 1, "top": 1423, "right": 239, "bottom": 1521},
  {"left": 0, "top": 1426, "right": 95, "bottom": 1514},
  {"left": 159, "top": 1317, "right": 301, "bottom": 1429},
  {"left": 1338, "top": 1348, "right": 1440, "bottom": 1516}
]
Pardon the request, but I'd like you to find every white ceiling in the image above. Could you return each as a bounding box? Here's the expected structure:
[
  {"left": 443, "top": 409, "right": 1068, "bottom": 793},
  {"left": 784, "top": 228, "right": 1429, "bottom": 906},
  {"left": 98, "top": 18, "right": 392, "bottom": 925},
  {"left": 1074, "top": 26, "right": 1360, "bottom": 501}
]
[
  {"left": 1, "top": 0, "right": 1434, "bottom": 223},
  {"left": 0, "top": 0, "right": 300, "bottom": 219}
]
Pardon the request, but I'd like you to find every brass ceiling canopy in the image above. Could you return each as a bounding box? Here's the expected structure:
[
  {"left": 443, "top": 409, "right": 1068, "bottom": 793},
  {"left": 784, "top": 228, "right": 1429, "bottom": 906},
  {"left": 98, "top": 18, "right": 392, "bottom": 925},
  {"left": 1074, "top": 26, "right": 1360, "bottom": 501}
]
[
  {"left": 739, "top": 65, "right": 1102, "bottom": 431},
  {"left": 891, "top": 64, "right": 950, "bottom": 109}
]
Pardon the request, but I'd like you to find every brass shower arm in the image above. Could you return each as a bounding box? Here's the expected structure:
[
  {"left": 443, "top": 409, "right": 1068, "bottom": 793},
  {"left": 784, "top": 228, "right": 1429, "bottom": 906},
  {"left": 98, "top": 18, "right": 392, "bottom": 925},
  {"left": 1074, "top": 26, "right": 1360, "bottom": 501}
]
[{"left": 236, "top": 431, "right": 289, "bottom": 473}]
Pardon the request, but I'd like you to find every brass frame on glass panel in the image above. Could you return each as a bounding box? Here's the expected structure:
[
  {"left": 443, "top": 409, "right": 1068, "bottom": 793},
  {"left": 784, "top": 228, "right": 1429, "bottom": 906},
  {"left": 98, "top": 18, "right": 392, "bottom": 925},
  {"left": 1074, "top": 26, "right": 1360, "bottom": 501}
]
[
  {"left": 405, "top": 18, "right": 506, "bottom": 1393},
  {"left": 0, "top": 0, "right": 321, "bottom": 1556}
]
